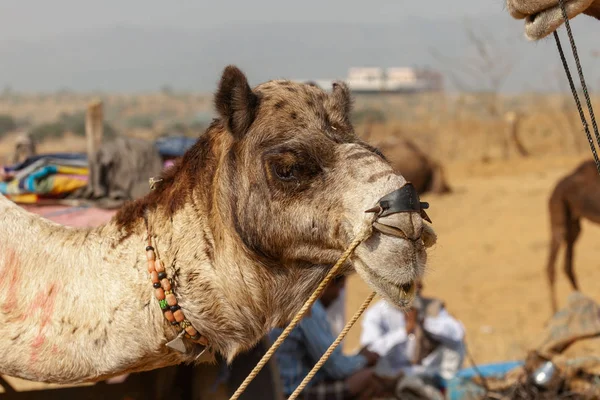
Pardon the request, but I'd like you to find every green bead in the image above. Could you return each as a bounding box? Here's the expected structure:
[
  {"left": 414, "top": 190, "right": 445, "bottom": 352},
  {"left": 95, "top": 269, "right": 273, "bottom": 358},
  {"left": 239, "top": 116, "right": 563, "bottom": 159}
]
[{"left": 159, "top": 299, "right": 168, "bottom": 310}]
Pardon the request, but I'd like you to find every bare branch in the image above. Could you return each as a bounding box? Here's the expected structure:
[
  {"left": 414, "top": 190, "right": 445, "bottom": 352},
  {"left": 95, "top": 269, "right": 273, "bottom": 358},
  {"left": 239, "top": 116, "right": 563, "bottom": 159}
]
[{"left": 431, "top": 18, "right": 516, "bottom": 95}]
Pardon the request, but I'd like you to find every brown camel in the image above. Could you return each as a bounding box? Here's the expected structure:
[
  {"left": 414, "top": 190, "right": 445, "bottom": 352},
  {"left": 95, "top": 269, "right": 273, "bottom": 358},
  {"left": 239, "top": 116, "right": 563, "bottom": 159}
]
[
  {"left": 370, "top": 136, "right": 451, "bottom": 195},
  {"left": 385, "top": 138, "right": 451, "bottom": 195},
  {"left": 0, "top": 65, "right": 436, "bottom": 385},
  {"left": 507, "top": 1, "right": 600, "bottom": 312},
  {"left": 546, "top": 159, "right": 600, "bottom": 313},
  {"left": 361, "top": 123, "right": 451, "bottom": 195},
  {"left": 506, "top": 0, "right": 600, "bottom": 40}
]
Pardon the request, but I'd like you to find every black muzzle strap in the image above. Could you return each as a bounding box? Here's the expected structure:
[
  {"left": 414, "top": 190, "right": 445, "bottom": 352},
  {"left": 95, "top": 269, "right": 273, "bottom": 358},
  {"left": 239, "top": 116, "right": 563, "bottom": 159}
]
[{"left": 365, "top": 183, "right": 432, "bottom": 223}]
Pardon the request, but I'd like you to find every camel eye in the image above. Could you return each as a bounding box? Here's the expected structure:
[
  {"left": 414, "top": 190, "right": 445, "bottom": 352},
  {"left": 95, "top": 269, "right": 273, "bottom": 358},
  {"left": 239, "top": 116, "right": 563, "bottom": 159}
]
[
  {"left": 272, "top": 163, "right": 297, "bottom": 181},
  {"left": 264, "top": 149, "right": 322, "bottom": 188}
]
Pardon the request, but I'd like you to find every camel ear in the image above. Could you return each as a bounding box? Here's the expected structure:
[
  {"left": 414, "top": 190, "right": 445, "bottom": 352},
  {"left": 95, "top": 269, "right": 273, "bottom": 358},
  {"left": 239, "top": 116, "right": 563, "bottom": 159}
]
[
  {"left": 214, "top": 65, "right": 260, "bottom": 139},
  {"left": 330, "top": 81, "right": 353, "bottom": 120}
]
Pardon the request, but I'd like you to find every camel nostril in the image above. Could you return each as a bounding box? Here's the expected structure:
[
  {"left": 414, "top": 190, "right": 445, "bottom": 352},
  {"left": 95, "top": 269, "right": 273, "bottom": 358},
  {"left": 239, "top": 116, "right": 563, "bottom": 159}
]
[
  {"left": 367, "top": 183, "right": 431, "bottom": 239},
  {"left": 373, "top": 221, "right": 408, "bottom": 239},
  {"left": 373, "top": 212, "right": 424, "bottom": 241}
]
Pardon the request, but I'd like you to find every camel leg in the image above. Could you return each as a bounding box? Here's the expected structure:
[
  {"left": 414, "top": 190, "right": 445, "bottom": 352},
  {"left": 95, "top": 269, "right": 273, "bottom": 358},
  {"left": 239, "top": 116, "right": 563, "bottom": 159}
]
[
  {"left": 546, "top": 229, "right": 562, "bottom": 314},
  {"left": 564, "top": 218, "right": 581, "bottom": 291}
]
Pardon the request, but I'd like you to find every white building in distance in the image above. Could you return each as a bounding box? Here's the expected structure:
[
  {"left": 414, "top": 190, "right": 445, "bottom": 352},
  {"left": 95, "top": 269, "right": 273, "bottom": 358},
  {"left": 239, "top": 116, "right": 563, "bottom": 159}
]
[{"left": 297, "top": 67, "right": 443, "bottom": 94}]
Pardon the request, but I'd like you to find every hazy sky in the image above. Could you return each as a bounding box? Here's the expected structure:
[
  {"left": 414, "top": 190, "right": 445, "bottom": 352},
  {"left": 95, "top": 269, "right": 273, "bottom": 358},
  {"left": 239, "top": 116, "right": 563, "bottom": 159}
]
[
  {"left": 3, "top": 0, "right": 598, "bottom": 93},
  {"left": 1, "top": 0, "right": 509, "bottom": 40}
]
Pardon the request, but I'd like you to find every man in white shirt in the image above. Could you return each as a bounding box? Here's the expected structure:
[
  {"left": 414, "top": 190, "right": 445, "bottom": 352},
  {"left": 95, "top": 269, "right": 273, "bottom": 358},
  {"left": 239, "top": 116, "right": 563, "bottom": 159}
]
[
  {"left": 359, "top": 281, "right": 466, "bottom": 387},
  {"left": 326, "top": 286, "right": 346, "bottom": 336}
]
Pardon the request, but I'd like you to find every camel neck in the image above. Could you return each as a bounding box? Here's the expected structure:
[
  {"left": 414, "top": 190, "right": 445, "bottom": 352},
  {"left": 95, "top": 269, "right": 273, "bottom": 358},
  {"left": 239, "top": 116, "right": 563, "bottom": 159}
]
[{"left": 0, "top": 196, "right": 192, "bottom": 383}]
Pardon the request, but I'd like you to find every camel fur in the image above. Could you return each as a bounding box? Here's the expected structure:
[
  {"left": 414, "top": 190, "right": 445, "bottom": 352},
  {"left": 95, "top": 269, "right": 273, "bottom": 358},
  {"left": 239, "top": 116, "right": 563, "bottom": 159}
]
[
  {"left": 0, "top": 65, "right": 435, "bottom": 385},
  {"left": 506, "top": 0, "right": 600, "bottom": 40}
]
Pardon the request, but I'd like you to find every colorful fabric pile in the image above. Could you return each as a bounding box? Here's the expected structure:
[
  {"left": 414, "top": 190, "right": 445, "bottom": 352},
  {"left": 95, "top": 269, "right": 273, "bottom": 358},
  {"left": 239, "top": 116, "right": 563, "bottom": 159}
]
[
  {"left": 0, "top": 136, "right": 197, "bottom": 205},
  {"left": 0, "top": 153, "right": 89, "bottom": 203}
]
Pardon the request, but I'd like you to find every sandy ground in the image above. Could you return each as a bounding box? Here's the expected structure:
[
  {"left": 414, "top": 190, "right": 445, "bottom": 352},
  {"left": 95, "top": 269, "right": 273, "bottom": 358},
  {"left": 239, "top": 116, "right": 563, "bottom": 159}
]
[{"left": 344, "top": 154, "right": 600, "bottom": 365}]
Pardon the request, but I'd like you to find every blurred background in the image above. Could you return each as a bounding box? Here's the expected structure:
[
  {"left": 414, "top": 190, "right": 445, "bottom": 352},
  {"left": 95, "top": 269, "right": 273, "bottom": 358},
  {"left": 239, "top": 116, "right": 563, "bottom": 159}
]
[{"left": 1, "top": 1, "right": 600, "bottom": 398}]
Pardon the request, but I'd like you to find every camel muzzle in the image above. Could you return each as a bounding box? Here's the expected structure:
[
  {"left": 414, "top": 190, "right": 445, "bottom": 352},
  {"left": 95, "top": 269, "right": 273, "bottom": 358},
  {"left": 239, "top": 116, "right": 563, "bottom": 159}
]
[{"left": 365, "top": 183, "right": 431, "bottom": 240}]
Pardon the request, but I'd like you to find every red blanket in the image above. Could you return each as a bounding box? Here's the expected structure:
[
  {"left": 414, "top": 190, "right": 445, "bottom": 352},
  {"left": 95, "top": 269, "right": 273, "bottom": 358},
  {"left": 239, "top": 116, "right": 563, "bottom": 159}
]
[{"left": 22, "top": 205, "right": 116, "bottom": 228}]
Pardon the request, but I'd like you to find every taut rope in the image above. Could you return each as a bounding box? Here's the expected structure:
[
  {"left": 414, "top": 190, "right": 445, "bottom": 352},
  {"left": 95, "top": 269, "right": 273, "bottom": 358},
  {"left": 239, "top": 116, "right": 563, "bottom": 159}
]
[
  {"left": 287, "top": 291, "right": 377, "bottom": 400},
  {"left": 229, "top": 221, "right": 374, "bottom": 400},
  {"left": 230, "top": 5, "right": 600, "bottom": 399},
  {"left": 554, "top": 0, "right": 600, "bottom": 174}
]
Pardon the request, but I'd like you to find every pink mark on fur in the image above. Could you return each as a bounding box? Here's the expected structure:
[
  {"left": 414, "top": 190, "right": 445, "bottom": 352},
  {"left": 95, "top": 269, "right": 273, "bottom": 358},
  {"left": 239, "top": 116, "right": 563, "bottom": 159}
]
[
  {"left": 0, "top": 249, "right": 22, "bottom": 314},
  {"left": 29, "top": 334, "right": 46, "bottom": 364},
  {"left": 27, "top": 283, "right": 60, "bottom": 365},
  {"left": 29, "top": 284, "right": 59, "bottom": 329},
  {"left": 0, "top": 249, "right": 62, "bottom": 365}
]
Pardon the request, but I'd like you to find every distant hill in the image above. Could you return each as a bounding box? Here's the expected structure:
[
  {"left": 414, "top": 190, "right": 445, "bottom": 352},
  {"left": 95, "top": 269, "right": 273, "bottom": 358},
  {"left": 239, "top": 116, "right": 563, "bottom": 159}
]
[{"left": 1, "top": 15, "right": 599, "bottom": 93}]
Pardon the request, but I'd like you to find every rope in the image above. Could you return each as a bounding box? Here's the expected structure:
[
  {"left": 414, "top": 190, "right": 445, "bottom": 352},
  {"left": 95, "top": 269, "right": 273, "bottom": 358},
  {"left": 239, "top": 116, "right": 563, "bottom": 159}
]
[
  {"left": 554, "top": 0, "right": 600, "bottom": 175},
  {"left": 228, "top": 222, "right": 374, "bottom": 400},
  {"left": 287, "top": 291, "right": 377, "bottom": 400}
]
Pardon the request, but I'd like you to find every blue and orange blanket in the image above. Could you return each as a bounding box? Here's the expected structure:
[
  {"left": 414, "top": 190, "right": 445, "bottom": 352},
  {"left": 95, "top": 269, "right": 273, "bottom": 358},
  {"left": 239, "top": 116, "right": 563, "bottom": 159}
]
[
  {"left": 0, "top": 153, "right": 89, "bottom": 203},
  {"left": 1, "top": 137, "right": 196, "bottom": 204}
]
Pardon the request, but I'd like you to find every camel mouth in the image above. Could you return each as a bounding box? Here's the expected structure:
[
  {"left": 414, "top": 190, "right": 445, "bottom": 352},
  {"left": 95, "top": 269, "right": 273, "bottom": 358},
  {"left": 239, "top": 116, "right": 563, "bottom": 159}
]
[
  {"left": 523, "top": 9, "right": 557, "bottom": 40},
  {"left": 377, "top": 273, "right": 418, "bottom": 308},
  {"left": 526, "top": 12, "right": 540, "bottom": 23},
  {"left": 373, "top": 221, "right": 408, "bottom": 239},
  {"left": 353, "top": 252, "right": 422, "bottom": 308},
  {"left": 524, "top": 7, "right": 551, "bottom": 27},
  {"left": 372, "top": 221, "right": 425, "bottom": 244},
  {"left": 349, "top": 180, "right": 430, "bottom": 308},
  {"left": 399, "top": 281, "right": 416, "bottom": 301},
  {"left": 522, "top": 0, "right": 592, "bottom": 40},
  {"left": 521, "top": 0, "right": 568, "bottom": 21}
]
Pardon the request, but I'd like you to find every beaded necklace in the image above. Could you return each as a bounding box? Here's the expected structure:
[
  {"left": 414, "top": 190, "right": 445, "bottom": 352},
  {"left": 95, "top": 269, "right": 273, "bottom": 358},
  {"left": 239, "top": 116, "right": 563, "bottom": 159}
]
[
  {"left": 144, "top": 177, "right": 209, "bottom": 355},
  {"left": 145, "top": 240, "right": 209, "bottom": 354}
]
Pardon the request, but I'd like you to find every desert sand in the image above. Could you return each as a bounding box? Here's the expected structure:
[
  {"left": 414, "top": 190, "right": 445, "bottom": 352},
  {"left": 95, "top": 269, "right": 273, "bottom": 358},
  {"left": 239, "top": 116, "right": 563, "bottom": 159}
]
[{"left": 344, "top": 154, "right": 600, "bottom": 366}]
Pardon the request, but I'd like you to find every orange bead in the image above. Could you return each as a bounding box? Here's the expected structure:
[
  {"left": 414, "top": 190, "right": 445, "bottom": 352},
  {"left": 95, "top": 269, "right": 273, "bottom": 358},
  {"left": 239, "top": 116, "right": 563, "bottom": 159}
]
[
  {"left": 147, "top": 260, "right": 156, "bottom": 273},
  {"left": 161, "top": 278, "right": 171, "bottom": 291},
  {"left": 155, "top": 288, "right": 165, "bottom": 300},
  {"left": 146, "top": 250, "right": 155, "bottom": 261},
  {"left": 166, "top": 294, "right": 177, "bottom": 306},
  {"left": 174, "top": 310, "right": 185, "bottom": 322},
  {"left": 185, "top": 326, "right": 197, "bottom": 336},
  {"left": 155, "top": 259, "right": 165, "bottom": 272},
  {"left": 164, "top": 310, "right": 175, "bottom": 322},
  {"left": 150, "top": 271, "right": 159, "bottom": 284}
]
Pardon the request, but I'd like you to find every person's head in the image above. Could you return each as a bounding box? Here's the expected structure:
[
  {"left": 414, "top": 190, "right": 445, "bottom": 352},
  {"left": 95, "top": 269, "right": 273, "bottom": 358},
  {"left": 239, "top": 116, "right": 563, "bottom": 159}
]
[
  {"left": 320, "top": 274, "right": 346, "bottom": 308},
  {"left": 407, "top": 280, "right": 425, "bottom": 313}
]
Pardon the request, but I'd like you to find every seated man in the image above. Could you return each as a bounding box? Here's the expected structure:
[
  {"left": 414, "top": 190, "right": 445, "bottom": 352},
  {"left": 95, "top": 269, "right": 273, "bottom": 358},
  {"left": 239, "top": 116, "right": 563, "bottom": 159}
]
[
  {"left": 325, "top": 284, "right": 346, "bottom": 337},
  {"left": 359, "top": 281, "right": 466, "bottom": 389},
  {"left": 269, "top": 275, "right": 391, "bottom": 400},
  {"left": 13, "top": 133, "right": 36, "bottom": 165}
]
